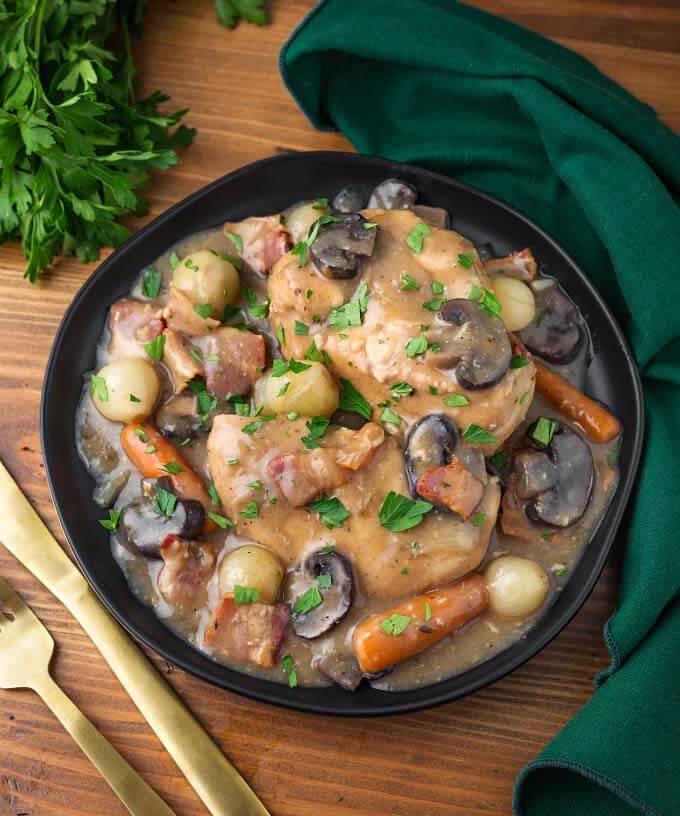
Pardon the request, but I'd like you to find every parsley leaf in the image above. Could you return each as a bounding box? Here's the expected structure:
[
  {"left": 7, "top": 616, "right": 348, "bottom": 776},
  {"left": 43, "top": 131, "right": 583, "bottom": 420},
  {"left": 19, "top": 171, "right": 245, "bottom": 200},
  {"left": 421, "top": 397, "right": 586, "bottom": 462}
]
[
  {"left": 532, "top": 417, "right": 557, "bottom": 447},
  {"left": 443, "top": 394, "right": 470, "bottom": 407},
  {"left": 226, "top": 231, "right": 243, "bottom": 252},
  {"left": 405, "top": 334, "right": 428, "bottom": 357},
  {"left": 301, "top": 416, "right": 330, "bottom": 449},
  {"left": 379, "top": 492, "right": 433, "bottom": 532},
  {"left": 463, "top": 423, "right": 497, "bottom": 445},
  {"left": 208, "top": 512, "right": 235, "bottom": 529},
  {"left": 154, "top": 486, "right": 177, "bottom": 518},
  {"left": 390, "top": 381, "right": 414, "bottom": 398},
  {"left": 240, "top": 501, "right": 260, "bottom": 519},
  {"left": 307, "top": 496, "right": 349, "bottom": 529},
  {"left": 90, "top": 373, "right": 108, "bottom": 402},
  {"left": 142, "top": 267, "right": 161, "bottom": 299},
  {"left": 468, "top": 286, "right": 502, "bottom": 317},
  {"left": 271, "top": 359, "right": 311, "bottom": 377},
  {"left": 510, "top": 355, "right": 530, "bottom": 368},
  {"left": 458, "top": 252, "right": 476, "bottom": 269},
  {"left": 380, "top": 407, "right": 400, "bottom": 425},
  {"left": 399, "top": 274, "right": 420, "bottom": 291},
  {"left": 380, "top": 614, "right": 412, "bottom": 636},
  {"left": 338, "top": 378, "right": 372, "bottom": 419},
  {"left": 328, "top": 299, "right": 362, "bottom": 330},
  {"left": 98, "top": 508, "right": 121, "bottom": 532},
  {"left": 144, "top": 334, "right": 165, "bottom": 362},
  {"left": 233, "top": 585, "right": 260, "bottom": 605},
  {"left": 405, "top": 222, "right": 431, "bottom": 253},
  {"left": 294, "top": 320, "right": 309, "bottom": 336},
  {"left": 292, "top": 585, "right": 323, "bottom": 615},
  {"left": 282, "top": 653, "right": 298, "bottom": 688}
]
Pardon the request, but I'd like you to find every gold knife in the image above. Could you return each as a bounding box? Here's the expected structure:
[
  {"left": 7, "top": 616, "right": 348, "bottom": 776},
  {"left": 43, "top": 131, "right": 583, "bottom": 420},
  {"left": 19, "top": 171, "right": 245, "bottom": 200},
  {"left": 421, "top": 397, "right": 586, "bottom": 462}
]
[{"left": 0, "top": 460, "right": 270, "bottom": 816}]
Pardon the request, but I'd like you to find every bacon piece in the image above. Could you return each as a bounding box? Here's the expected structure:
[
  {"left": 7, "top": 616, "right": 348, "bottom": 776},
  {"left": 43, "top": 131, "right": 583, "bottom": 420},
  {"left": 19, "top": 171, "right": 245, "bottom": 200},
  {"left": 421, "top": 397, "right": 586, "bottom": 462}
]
[
  {"left": 483, "top": 248, "right": 537, "bottom": 282},
  {"left": 108, "top": 298, "right": 163, "bottom": 359},
  {"left": 335, "top": 423, "right": 385, "bottom": 471},
  {"left": 162, "top": 328, "right": 202, "bottom": 392},
  {"left": 224, "top": 215, "right": 291, "bottom": 275},
  {"left": 416, "top": 458, "right": 484, "bottom": 520},
  {"left": 157, "top": 536, "right": 215, "bottom": 609},
  {"left": 163, "top": 285, "right": 219, "bottom": 337},
  {"left": 267, "top": 449, "right": 347, "bottom": 507},
  {"left": 194, "top": 327, "right": 265, "bottom": 400},
  {"left": 203, "top": 596, "right": 289, "bottom": 668}
]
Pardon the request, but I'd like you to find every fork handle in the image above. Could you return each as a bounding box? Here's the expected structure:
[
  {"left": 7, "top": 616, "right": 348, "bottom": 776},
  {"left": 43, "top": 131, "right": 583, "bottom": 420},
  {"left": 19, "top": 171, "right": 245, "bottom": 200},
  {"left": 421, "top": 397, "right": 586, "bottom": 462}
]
[{"left": 34, "top": 674, "right": 177, "bottom": 816}]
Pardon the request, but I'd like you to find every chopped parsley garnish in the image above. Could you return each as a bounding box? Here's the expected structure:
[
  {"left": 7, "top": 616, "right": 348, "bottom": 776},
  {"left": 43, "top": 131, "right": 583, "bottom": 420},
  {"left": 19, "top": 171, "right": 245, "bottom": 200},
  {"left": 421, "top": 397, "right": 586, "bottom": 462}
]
[
  {"left": 510, "top": 355, "right": 530, "bottom": 368},
  {"left": 282, "top": 653, "right": 298, "bottom": 688},
  {"left": 184, "top": 257, "right": 199, "bottom": 273},
  {"left": 276, "top": 382, "right": 290, "bottom": 397},
  {"left": 312, "top": 197, "right": 328, "bottom": 209},
  {"left": 142, "top": 266, "right": 161, "bottom": 299},
  {"left": 405, "top": 222, "right": 431, "bottom": 253},
  {"left": 214, "top": 250, "right": 242, "bottom": 270},
  {"left": 222, "top": 304, "right": 244, "bottom": 324},
  {"left": 169, "top": 251, "right": 180, "bottom": 271},
  {"left": 532, "top": 417, "right": 557, "bottom": 447},
  {"left": 144, "top": 334, "right": 165, "bottom": 362},
  {"left": 488, "top": 451, "right": 507, "bottom": 471},
  {"left": 234, "top": 585, "right": 260, "bottom": 605},
  {"left": 422, "top": 299, "right": 444, "bottom": 311},
  {"left": 338, "top": 378, "right": 372, "bottom": 419},
  {"left": 276, "top": 323, "right": 285, "bottom": 345},
  {"left": 307, "top": 496, "right": 349, "bottom": 529},
  {"left": 294, "top": 320, "right": 309, "bottom": 336},
  {"left": 145, "top": 445, "right": 156, "bottom": 454},
  {"left": 303, "top": 340, "right": 321, "bottom": 362},
  {"left": 240, "top": 501, "right": 260, "bottom": 519},
  {"left": 228, "top": 395, "right": 251, "bottom": 417},
  {"left": 161, "top": 461, "right": 183, "bottom": 475},
  {"left": 317, "top": 574, "right": 332, "bottom": 590},
  {"left": 322, "top": 544, "right": 336, "bottom": 554},
  {"left": 328, "top": 299, "right": 362, "bottom": 330},
  {"left": 399, "top": 274, "right": 420, "bottom": 291},
  {"left": 552, "top": 565, "right": 566, "bottom": 577},
  {"left": 247, "top": 480, "right": 262, "bottom": 490},
  {"left": 187, "top": 379, "right": 218, "bottom": 421},
  {"left": 193, "top": 303, "right": 213, "bottom": 319},
  {"left": 429, "top": 385, "right": 438, "bottom": 395},
  {"left": 405, "top": 334, "right": 428, "bottom": 358},
  {"left": 240, "top": 284, "right": 269, "bottom": 319},
  {"left": 271, "top": 358, "right": 311, "bottom": 377},
  {"left": 443, "top": 394, "right": 470, "bottom": 407},
  {"left": 379, "top": 614, "right": 412, "bottom": 636},
  {"left": 242, "top": 419, "right": 264, "bottom": 435},
  {"left": 226, "top": 231, "right": 243, "bottom": 253},
  {"left": 541, "top": 531, "right": 551, "bottom": 541},
  {"left": 89, "top": 373, "right": 108, "bottom": 402},
  {"left": 305, "top": 289, "right": 313, "bottom": 299},
  {"left": 129, "top": 394, "right": 141, "bottom": 403},
  {"left": 227, "top": 458, "right": 239, "bottom": 465},
  {"left": 208, "top": 482, "right": 220, "bottom": 506},
  {"left": 301, "top": 415, "right": 330, "bottom": 449},
  {"left": 400, "top": 566, "right": 408, "bottom": 575},
  {"left": 424, "top": 602, "right": 432, "bottom": 623},
  {"left": 190, "top": 347, "right": 202, "bottom": 363},
  {"left": 463, "top": 423, "right": 497, "bottom": 444},
  {"left": 471, "top": 512, "right": 487, "bottom": 527},
  {"left": 379, "top": 491, "right": 433, "bottom": 532},
  {"left": 607, "top": 446, "right": 619, "bottom": 467},
  {"left": 364, "top": 221, "right": 378, "bottom": 229},
  {"left": 458, "top": 252, "right": 476, "bottom": 269},
  {"left": 431, "top": 281, "right": 445, "bottom": 295},
  {"left": 468, "top": 286, "right": 502, "bottom": 317},
  {"left": 154, "top": 486, "right": 177, "bottom": 518},
  {"left": 287, "top": 412, "right": 300, "bottom": 421},
  {"left": 535, "top": 310, "right": 547, "bottom": 327},
  {"left": 380, "top": 407, "right": 400, "bottom": 425},
  {"left": 390, "top": 381, "right": 414, "bottom": 398},
  {"left": 98, "top": 508, "right": 121, "bottom": 532},
  {"left": 208, "top": 512, "right": 235, "bottom": 529},
  {"left": 520, "top": 391, "right": 530, "bottom": 405},
  {"left": 133, "top": 428, "right": 148, "bottom": 443},
  {"left": 292, "top": 584, "right": 323, "bottom": 615}
]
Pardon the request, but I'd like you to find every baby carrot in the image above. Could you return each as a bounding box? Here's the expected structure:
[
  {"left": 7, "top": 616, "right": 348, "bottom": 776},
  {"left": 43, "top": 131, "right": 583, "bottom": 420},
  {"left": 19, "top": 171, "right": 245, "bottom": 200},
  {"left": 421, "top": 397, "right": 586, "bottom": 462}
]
[
  {"left": 121, "top": 422, "right": 216, "bottom": 532},
  {"left": 533, "top": 361, "right": 621, "bottom": 443},
  {"left": 353, "top": 574, "right": 488, "bottom": 674}
]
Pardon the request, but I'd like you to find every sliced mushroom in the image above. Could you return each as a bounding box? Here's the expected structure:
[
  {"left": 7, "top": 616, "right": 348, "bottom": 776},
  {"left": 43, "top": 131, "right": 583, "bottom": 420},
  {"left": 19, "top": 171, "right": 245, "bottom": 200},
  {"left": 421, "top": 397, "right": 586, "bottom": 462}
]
[
  {"left": 155, "top": 392, "right": 226, "bottom": 439},
  {"left": 430, "top": 298, "right": 511, "bottom": 389},
  {"left": 93, "top": 470, "right": 130, "bottom": 508},
  {"left": 404, "top": 413, "right": 459, "bottom": 496},
  {"left": 118, "top": 494, "right": 205, "bottom": 556},
  {"left": 310, "top": 213, "right": 377, "bottom": 279},
  {"left": 412, "top": 204, "right": 450, "bottom": 228},
  {"left": 520, "top": 282, "right": 583, "bottom": 364},
  {"left": 368, "top": 178, "right": 417, "bottom": 210},
  {"left": 519, "top": 421, "right": 593, "bottom": 527},
  {"left": 289, "top": 550, "right": 353, "bottom": 639},
  {"left": 314, "top": 651, "right": 364, "bottom": 691},
  {"left": 332, "top": 185, "right": 365, "bottom": 214},
  {"left": 330, "top": 408, "right": 369, "bottom": 430}
]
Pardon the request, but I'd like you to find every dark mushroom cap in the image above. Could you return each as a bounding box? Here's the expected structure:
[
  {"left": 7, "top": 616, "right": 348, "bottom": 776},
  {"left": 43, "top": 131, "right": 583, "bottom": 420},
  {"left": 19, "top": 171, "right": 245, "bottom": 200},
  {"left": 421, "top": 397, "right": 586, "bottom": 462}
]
[
  {"left": 118, "top": 493, "right": 205, "bottom": 557},
  {"left": 520, "top": 283, "right": 583, "bottom": 364},
  {"left": 332, "top": 184, "right": 365, "bottom": 214},
  {"left": 290, "top": 550, "right": 354, "bottom": 639},
  {"left": 412, "top": 204, "right": 450, "bottom": 229},
  {"left": 310, "top": 213, "right": 377, "bottom": 279},
  {"left": 519, "top": 421, "right": 594, "bottom": 527},
  {"left": 330, "top": 408, "right": 369, "bottom": 430},
  {"left": 368, "top": 178, "right": 417, "bottom": 210},
  {"left": 404, "top": 413, "right": 458, "bottom": 497},
  {"left": 433, "top": 298, "right": 512, "bottom": 389},
  {"left": 155, "top": 392, "right": 226, "bottom": 439}
]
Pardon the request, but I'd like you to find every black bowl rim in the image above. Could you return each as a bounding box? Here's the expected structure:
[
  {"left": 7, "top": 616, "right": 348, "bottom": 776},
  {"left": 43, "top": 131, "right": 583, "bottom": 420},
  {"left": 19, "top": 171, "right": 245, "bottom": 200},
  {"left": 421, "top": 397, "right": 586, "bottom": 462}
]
[{"left": 41, "top": 150, "right": 644, "bottom": 716}]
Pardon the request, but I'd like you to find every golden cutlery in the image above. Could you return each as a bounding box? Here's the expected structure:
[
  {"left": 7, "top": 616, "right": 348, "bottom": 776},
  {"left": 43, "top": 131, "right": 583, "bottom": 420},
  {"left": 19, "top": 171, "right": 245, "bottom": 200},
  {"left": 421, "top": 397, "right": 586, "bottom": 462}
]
[
  {"left": 0, "top": 575, "right": 177, "bottom": 816},
  {"left": 0, "top": 460, "right": 270, "bottom": 816}
]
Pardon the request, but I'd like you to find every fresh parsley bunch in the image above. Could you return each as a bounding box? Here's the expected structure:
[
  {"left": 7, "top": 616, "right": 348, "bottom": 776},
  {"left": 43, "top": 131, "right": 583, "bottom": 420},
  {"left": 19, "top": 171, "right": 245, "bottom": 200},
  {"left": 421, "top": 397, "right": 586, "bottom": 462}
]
[{"left": 0, "top": 0, "right": 266, "bottom": 283}]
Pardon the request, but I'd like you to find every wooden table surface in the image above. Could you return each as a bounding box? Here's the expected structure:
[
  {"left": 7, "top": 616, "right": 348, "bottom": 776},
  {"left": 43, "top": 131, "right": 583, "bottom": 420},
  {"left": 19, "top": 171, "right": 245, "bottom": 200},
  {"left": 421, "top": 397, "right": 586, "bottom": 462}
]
[{"left": 1, "top": 2, "right": 677, "bottom": 814}]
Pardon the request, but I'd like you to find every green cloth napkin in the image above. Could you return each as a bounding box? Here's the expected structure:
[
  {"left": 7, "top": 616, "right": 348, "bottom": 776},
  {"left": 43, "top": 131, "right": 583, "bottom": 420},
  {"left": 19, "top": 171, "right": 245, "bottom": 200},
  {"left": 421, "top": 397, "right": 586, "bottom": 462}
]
[{"left": 280, "top": 2, "right": 680, "bottom": 814}]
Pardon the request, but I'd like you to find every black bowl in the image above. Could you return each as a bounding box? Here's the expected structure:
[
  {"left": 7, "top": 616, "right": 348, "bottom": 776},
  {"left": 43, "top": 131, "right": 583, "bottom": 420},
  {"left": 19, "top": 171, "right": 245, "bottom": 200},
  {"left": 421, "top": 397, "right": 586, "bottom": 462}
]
[{"left": 41, "top": 151, "right": 644, "bottom": 716}]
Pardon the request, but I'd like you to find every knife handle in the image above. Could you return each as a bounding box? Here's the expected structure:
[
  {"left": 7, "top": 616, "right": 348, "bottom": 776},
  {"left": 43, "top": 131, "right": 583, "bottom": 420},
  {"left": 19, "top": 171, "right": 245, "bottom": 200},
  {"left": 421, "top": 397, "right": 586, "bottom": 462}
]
[{"left": 0, "top": 461, "right": 269, "bottom": 816}]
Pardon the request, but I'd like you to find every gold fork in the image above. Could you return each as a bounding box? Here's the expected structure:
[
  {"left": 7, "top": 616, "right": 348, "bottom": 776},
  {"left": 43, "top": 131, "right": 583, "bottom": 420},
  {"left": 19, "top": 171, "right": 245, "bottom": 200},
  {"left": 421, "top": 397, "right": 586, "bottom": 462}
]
[{"left": 0, "top": 575, "right": 177, "bottom": 816}]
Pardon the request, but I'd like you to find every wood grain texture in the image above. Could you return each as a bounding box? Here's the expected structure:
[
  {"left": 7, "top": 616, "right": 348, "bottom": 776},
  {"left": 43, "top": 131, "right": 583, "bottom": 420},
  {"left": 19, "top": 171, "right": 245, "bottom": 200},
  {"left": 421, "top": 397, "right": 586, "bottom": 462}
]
[{"left": 0, "top": 1, "right": 676, "bottom": 814}]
